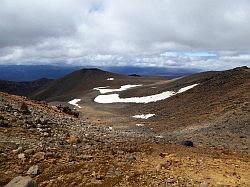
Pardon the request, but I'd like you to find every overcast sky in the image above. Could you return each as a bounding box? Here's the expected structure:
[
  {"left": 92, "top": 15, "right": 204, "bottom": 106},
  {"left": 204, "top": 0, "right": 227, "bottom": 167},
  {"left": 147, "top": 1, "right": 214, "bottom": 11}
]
[{"left": 0, "top": 0, "right": 250, "bottom": 70}]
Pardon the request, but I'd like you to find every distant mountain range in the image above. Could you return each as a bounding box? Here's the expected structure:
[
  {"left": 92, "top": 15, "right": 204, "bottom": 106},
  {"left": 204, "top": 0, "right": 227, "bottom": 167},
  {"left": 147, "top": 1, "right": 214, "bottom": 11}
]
[
  {"left": 0, "top": 65, "right": 200, "bottom": 81},
  {"left": 102, "top": 66, "right": 201, "bottom": 79},
  {"left": 0, "top": 65, "right": 82, "bottom": 81}
]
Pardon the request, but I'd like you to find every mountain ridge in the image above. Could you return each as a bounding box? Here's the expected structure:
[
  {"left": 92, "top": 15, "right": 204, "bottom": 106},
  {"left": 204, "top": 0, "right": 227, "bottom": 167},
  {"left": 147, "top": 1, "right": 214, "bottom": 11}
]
[{"left": 0, "top": 78, "right": 52, "bottom": 96}]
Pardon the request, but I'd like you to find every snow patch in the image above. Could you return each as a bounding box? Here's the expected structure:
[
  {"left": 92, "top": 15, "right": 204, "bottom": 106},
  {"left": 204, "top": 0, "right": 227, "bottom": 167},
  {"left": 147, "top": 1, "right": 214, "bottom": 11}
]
[
  {"left": 94, "top": 84, "right": 198, "bottom": 104},
  {"left": 133, "top": 114, "right": 155, "bottom": 119},
  {"left": 68, "top": 99, "right": 82, "bottom": 108},
  {"left": 95, "top": 86, "right": 109, "bottom": 89},
  {"left": 155, "top": 135, "right": 163, "bottom": 138},
  {"left": 107, "top": 78, "right": 114, "bottom": 80},
  {"left": 93, "top": 84, "right": 142, "bottom": 94},
  {"left": 136, "top": 123, "right": 145, "bottom": 127}
]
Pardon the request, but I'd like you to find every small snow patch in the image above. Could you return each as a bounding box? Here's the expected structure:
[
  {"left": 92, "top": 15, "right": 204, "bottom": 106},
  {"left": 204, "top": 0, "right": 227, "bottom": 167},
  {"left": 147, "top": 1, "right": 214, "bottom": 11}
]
[
  {"left": 133, "top": 114, "right": 155, "bottom": 119},
  {"left": 136, "top": 123, "right": 145, "bottom": 126},
  {"left": 107, "top": 78, "right": 114, "bottom": 81},
  {"left": 93, "top": 84, "right": 142, "bottom": 94},
  {"left": 68, "top": 99, "right": 82, "bottom": 108},
  {"left": 95, "top": 86, "right": 109, "bottom": 89},
  {"left": 155, "top": 135, "right": 163, "bottom": 139}
]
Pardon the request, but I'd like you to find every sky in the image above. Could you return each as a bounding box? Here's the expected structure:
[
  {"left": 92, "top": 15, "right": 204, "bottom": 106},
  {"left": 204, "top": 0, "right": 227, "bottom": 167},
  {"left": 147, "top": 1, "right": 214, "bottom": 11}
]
[{"left": 0, "top": 0, "right": 250, "bottom": 70}]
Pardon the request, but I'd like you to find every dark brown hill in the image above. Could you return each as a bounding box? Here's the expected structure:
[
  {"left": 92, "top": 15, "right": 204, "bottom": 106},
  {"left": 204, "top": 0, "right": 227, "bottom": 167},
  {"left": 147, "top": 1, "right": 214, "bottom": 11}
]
[
  {"left": 29, "top": 68, "right": 160, "bottom": 102},
  {"left": 0, "top": 78, "right": 52, "bottom": 96},
  {"left": 30, "top": 68, "right": 118, "bottom": 101}
]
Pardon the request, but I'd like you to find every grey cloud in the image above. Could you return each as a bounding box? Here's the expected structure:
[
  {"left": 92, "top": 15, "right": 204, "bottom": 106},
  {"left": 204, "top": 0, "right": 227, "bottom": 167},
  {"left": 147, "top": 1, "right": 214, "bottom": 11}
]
[
  {"left": 0, "top": 0, "right": 250, "bottom": 70},
  {"left": 0, "top": 0, "right": 86, "bottom": 47}
]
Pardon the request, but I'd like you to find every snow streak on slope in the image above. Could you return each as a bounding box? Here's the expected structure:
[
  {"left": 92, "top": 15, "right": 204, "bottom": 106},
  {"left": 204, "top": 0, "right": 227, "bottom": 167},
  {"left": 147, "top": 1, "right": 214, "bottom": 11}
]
[
  {"left": 133, "top": 114, "right": 155, "bottom": 119},
  {"left": 94, "top": 84, "right": 198, "bottom": 104},
  {"left": 68, "top": 99, "right": 82, "bottom": 108},
  {"left": 177, "top": 84, "right": 198, "bottom": 93},
  {"left": 93, "top": 84, "right": 142, "bottom": 94}
]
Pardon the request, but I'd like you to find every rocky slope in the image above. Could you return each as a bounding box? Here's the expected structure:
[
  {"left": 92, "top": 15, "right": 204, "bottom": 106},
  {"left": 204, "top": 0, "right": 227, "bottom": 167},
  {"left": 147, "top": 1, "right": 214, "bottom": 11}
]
[
  {"left": 127, "top": 66, "right": 250, "bottom": 152},
  {"left": 0, "top": 91, "right": 250, "bottom": 186}
]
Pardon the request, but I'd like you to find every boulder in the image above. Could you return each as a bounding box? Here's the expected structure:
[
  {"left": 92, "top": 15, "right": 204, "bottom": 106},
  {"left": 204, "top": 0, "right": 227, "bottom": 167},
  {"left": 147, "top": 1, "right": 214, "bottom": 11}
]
[
  {"left": 24, "top": 149, "right": 35, "bottom": 155},
  {"left": 57, "top": 106, "right": 79, "bottom": 118},
  {"left": 0, "top": 119, "right": 9, "bottom": 127},
  {"left": 180, "top": 140, "right": 194, "bottom": 147},
  {"left": 18, "top": 102, "right": 30, "bottom": 114},
  {"left": 200, "top": 181, "right": 209, "bottom": 187},
  {"left": 5, "top": 176, "right": 37, "bottom": 187}
]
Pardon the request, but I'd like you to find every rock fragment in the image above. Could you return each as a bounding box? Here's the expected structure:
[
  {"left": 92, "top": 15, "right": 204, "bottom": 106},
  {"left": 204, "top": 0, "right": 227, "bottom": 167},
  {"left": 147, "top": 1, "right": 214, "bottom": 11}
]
[
  {"left": 127, "top": 154, "right": 136, "bottom": 161},
  {"left": 78, "top": 155, "right": 93, "bottom": 161},
  {"left": 32, "top": 152, "right": 45, "bottom": 161},
  {"left": 67, "top": 135, "right": 80, "bottom": 144},
  {"left": 13, "top": 147, "right": 23, "bottom": 154},
  {"left": 27, "top": 165, "right": 39, "bottom": 176},
  {"left": 18, "top": 153, "right": 25, "bottom": 160},
  {"left": 156, "top": 161, "right": 171, "bottom": 171}
]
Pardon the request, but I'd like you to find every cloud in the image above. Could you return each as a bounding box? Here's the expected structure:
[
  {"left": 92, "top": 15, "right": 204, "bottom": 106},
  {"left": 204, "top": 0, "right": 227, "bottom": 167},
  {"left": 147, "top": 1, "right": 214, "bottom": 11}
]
[
  {"left": 220, "top": 54, "right": 250, "bottom": 62},
  {"left": 0, "top": 0, "right": 250, "bottom": 70}
]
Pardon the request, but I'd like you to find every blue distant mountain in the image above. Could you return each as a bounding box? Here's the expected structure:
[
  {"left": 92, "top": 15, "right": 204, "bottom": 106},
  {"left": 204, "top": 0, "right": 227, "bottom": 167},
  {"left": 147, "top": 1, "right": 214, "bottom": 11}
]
[
  {"left": 102, "top": 66, "right": 201, "bottom": 79},
  {"left": 0, "top": 65, "right": 83, "bottom": 81},
  {"left": 0, "top": 65, "right": 201, "bottom": 81}
]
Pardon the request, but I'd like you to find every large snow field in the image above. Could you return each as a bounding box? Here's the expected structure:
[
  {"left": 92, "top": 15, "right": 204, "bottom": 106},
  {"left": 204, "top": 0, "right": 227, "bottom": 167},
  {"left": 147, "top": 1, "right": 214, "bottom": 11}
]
[{"left": 94, "top": 84, "right": 198, "bottom": 104}]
